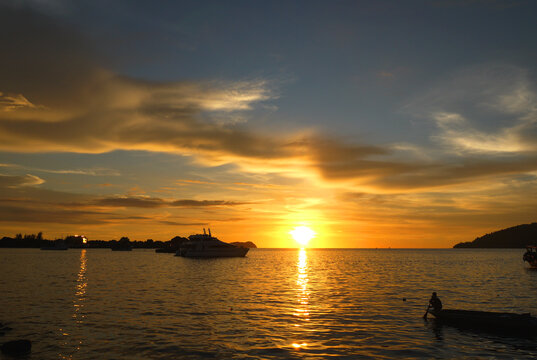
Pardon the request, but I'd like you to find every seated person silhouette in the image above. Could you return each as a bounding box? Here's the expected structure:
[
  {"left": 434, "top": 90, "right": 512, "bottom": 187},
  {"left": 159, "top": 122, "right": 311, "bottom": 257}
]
[{"left": 429, "top": 292, "right": 442, "bottom": 312}]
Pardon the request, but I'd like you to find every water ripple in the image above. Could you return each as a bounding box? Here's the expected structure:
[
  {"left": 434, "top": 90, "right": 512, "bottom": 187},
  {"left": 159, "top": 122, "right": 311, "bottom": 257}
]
[{"left": 1, "top": 248, "right": 537, "bottom": 358}]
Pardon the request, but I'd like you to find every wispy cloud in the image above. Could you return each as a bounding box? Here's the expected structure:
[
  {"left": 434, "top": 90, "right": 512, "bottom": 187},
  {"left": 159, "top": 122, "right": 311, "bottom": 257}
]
[
  {"left": 177, "top": 179, "right": 218, "bottom": 186},
  {"left": 0, "top": 163, "right": 120, "bottom": 176},
  {"left": 407, "top": 64, "right": 537, "bottom": 156},
  {"left": 94, "top": 196, "right": 250, "bottom": 208},
  {"left": 431, "top": 111, "right": 533, "bottom": 154},
  {"left": 48, "top": 168, "right": 120, "bottom": 176},
  {"left": 0, "top": 92, "right": 37, "bottom": 111},
  {"left": 0, "top": 176, "right": 249, "bottom": 227},
  {"left": 95, "top": 196, "right": 166, "bottom": 208},
  {"left": 158, "top": 220, "right": 208, "bottom": 226},
  {"left": 170, "top": 199, "right": 249, "bottom": 207},
  {"left": 0, "top": 174, "right": 44, "bottom": 188},
  {"left": 0, "top": 205, "right": 107, "bottom": 224}
]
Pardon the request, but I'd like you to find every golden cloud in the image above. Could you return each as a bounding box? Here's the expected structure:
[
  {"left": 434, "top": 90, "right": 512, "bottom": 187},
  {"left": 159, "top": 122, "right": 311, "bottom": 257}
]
[
  {"left": 0, "top": 174, "right": 45, "bottom": 188},
  {"left": 0, "top": 92, "right": 37, "bottom": 111},
  {"left": 2, "top": 6, "right": 537, "bottom": 196}
]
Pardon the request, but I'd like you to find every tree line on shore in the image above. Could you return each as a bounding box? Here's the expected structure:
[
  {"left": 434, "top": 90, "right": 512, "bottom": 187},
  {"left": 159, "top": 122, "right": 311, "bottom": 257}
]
[{"left": 0, "top": 232, "right": 188, "bottom": 249}]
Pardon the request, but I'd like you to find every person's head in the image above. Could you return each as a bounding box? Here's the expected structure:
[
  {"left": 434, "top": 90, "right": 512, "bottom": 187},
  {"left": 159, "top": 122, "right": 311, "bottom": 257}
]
[{"left": 432, "top": 292, "right": 437, "bottom": 298}]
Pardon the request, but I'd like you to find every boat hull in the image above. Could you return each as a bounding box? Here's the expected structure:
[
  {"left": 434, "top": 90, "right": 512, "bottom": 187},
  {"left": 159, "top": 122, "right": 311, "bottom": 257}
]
[
  {"left": 176, "top": 230, "right": 250, "bottom": 258},
  {"left": 176, "top": 247, "right": 249, "bottom": 258},
  {"left": 430, "top": 309, "right": 537, "bottom": 332}
]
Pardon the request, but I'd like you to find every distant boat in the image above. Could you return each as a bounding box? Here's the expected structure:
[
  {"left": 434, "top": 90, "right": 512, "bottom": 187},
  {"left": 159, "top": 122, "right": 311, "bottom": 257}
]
[
  {"left": 176, "top": 229, "right": 249, "bottom": 258},
  {"left": 523, "top": 246, "right": 537, "bottom": 268},
  {"left": 429, "top": 309, "right": 537, "bottom": 333},
  {"left": 40, "top": 240, "right": 68, "bottom": 250}
]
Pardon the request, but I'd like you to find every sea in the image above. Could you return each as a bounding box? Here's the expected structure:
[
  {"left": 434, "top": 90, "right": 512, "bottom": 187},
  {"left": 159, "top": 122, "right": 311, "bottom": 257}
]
[{"left": 1, "top": 248, "right": 537, "bottom": 359}]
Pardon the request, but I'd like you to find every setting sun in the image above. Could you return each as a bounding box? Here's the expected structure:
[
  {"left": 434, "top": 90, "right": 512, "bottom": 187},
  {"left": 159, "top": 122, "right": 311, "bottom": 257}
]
[{"left": 290, "top": 226, "right": 316, "bottom": 246}]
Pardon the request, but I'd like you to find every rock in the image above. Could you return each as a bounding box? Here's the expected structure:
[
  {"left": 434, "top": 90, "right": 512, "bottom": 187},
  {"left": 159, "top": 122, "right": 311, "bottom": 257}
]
[{"left": 1, "top": 339, "right": 32, "bottom": 356}]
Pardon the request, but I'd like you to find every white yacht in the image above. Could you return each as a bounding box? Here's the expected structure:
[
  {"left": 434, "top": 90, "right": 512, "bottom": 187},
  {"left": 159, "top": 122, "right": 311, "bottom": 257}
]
[{"left": 175, "top": 229, "right": 249, "bottom": 258}]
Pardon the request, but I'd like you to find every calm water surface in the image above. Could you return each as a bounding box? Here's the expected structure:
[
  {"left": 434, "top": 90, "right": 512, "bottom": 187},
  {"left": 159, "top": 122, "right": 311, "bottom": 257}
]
[{"left": 1, "top": 248, "right": 537, "bottom": 359}]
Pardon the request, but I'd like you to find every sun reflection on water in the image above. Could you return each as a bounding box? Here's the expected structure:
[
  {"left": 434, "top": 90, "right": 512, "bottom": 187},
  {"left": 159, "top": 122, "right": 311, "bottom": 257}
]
[
  {"left": 75, "top": 249, "right": 88, "bottom": 306},
  {"left": 72, "top": 249, "right": 87, "bottom": 355},
  {"left": 59, "top": 249, "right": 89, "bottom": 360},
  {"left": 295, "top": 249, "right": 309, "bottom": 316},
  {"left": 291, "top": 248, "right": 309, "bottom": 349}
]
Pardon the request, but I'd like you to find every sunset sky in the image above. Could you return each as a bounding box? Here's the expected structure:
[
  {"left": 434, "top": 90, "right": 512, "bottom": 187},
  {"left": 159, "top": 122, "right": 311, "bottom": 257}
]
[{"left": 1, "top": 0, "right": 537, "bottom": 248}]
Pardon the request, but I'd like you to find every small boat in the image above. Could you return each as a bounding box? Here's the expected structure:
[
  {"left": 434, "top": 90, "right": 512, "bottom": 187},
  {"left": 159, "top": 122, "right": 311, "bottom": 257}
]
[
  {"left": 40, "top": 240, "right": 68, "bottom": 250},
  {"left": 523, "top": 246, "right": 537, "bottom": 268},
  {"left": 429, "top": 309, "right": 537, "bottom": 333},
  {"left": 176, "top": 229, "right": 249, "bottom": 258}
]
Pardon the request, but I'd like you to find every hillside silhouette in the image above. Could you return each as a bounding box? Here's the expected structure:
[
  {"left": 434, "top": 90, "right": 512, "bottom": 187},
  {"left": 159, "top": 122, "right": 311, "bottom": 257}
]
[{"left": 453, "top": 223, "right": 537, "bottom": 248}]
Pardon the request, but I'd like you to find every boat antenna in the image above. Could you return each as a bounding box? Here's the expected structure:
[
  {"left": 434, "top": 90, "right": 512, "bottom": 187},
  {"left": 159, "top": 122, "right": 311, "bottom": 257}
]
[
  {"left": 209, "top": 228, "right": 211, "bottom": 237},
  {"left": 203, "top": 228, "right": 206, "bottom": 235}
]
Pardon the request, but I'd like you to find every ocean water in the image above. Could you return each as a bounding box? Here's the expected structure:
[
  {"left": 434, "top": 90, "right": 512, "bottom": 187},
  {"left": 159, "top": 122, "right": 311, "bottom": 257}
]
[{"left": 1, "top": 248, "right": 537, "bottom": 359}]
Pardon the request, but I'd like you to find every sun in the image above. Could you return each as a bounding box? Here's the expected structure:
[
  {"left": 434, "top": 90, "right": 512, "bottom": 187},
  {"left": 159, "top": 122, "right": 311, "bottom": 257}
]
[{"left": 290, "top": 226, "right": 316, "bottom": 247}]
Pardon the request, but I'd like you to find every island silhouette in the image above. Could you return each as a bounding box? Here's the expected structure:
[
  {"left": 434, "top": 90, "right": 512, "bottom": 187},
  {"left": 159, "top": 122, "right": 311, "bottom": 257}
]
[{"left": 453, "top": 222, "right": 537, "bottom": 248}]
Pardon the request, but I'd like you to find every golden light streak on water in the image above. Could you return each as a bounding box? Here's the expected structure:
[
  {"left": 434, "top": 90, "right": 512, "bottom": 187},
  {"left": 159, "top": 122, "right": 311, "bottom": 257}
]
[
  {"left": 294, "top": 248, "right": 309, "bottom": 317},
  {"left": 71, "top": 249, "right": 88, "bottom": 357},
  {"left": 58, "top": 249, "right": 88, "bottom": 360},
  {"left": 291, "top": 248, "right": 309, "bottom": 350},
  {"left": 75, "top": 249, "right": 88, "bottom": 301}
]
